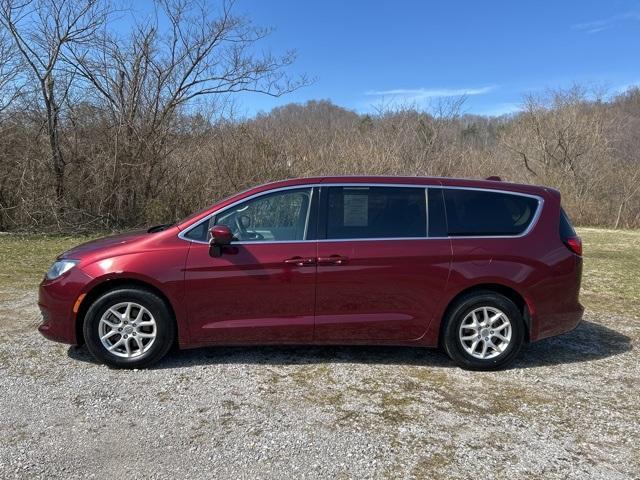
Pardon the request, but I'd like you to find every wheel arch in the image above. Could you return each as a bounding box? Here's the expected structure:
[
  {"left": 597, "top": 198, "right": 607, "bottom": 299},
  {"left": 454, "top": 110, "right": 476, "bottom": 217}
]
[
  {"left": 75, "top": 278, "right": 179, "bottom": 346},
  {"left": 437, "top": 283, "right": 532, "bottom": 348}
]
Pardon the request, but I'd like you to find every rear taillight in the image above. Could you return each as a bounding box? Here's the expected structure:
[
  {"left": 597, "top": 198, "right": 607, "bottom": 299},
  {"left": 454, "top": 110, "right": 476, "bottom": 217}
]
[{"left": 563, "top": 236, "right": 582, "bottom": 256}]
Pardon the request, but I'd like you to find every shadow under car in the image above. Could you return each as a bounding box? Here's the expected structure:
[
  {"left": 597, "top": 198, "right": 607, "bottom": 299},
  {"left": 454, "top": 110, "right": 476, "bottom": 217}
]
[{"left": 67, "top": 320, "right": 632, "bottom": 370}]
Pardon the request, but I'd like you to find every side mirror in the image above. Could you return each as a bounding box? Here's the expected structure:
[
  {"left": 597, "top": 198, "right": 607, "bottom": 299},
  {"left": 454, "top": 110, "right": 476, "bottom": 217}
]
[{"left": 208, "top": 225, "right": 233, "bottom": 257}]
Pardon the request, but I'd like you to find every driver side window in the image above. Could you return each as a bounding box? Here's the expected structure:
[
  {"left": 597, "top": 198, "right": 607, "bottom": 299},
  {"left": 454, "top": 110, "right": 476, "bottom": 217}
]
[{"left": 214, "top": 188, "right": 312, "bottom": 242}]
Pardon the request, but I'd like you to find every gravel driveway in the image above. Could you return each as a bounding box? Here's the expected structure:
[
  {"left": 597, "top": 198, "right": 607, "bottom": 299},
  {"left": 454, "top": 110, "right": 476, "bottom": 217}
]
[{"left": 0, "top": 291, "right": 638, "bottom": 479}]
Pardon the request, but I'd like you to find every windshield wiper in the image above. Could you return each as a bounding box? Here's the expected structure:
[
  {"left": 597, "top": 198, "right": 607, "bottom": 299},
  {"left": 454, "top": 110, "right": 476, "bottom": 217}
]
[{"left": 147, "top": 223, "right": 174, "bottom": 233}]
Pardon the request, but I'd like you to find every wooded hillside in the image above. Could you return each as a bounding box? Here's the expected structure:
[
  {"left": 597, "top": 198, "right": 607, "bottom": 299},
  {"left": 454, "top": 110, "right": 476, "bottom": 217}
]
[{"left": 0, "top": 1, "right": 638, "bottom": 232}]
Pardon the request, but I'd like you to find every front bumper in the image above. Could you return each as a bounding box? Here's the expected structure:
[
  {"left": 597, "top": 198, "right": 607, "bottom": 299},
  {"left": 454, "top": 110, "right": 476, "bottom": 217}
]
[{"left": 38, "top": 268, "right": 93, "bottom": 345}]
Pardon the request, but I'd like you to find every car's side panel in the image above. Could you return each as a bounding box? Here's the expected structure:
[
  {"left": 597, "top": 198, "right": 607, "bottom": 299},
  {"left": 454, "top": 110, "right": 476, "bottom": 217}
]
[
  {"left": 183, "top": 241, "right": 317, "bottom": 346},
  {"left": 314, "top": 238, "right": 452, "bottom": 342}
]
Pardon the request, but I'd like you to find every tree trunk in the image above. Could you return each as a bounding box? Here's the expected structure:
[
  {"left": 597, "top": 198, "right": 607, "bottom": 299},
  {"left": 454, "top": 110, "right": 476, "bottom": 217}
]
[
  {"left": 614, "top": 201, "right": 624, "bottom": 229},
  {"left": 44, "top": 76, "right": 65, "bottom": 210}
]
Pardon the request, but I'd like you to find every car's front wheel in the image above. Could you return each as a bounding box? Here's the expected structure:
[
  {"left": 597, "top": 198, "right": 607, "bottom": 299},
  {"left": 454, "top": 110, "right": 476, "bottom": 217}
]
[
  {"left": 83, "top": 287, "right": 175, "bottom": 368},
  {"left": 442, "top": 291, "right": 525, "bottom": 371}
]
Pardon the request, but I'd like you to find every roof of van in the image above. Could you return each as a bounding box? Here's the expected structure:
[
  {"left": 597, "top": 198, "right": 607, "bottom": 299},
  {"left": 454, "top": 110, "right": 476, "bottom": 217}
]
[{"left": 258, "top": 175, "right": 556, "bottom": 197}]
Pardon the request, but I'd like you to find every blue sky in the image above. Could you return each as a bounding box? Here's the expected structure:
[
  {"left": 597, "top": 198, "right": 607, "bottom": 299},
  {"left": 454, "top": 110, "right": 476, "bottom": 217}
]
[
  {"left": 224, "top": 0, "right": 640, "bottom": 117},
  {"left": 124, "top": 1, "right": 640, "bottom": 117}
]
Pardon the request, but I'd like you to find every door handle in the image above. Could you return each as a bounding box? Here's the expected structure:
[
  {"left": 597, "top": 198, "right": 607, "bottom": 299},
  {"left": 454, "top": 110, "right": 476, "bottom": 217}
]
[
  {"left": 317, "top": 255, "right": 349, "bottom": 265},
  {"left": 284, "top": 256, "right": 316, "bottom": 266}
]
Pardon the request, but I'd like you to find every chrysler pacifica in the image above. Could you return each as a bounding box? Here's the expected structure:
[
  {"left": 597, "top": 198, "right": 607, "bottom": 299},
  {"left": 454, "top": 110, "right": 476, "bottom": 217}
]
[{"left": 38, "top": 176, "right": 583, "bottom": 370}]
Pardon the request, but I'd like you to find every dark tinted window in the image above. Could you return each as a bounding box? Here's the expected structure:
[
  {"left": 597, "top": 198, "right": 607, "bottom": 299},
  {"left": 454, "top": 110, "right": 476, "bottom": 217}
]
[
  {"left": 559, "top": 208, "right": 576, "bottom": 239},
  {"left": 183, "top": 219, "right": 209, "bottom": 242},
  {"left": 443, "top": 188, "right": 539, "bottom": 236},
  {"left": 326, "top": 186, "right": 426, "bottom": 239}
]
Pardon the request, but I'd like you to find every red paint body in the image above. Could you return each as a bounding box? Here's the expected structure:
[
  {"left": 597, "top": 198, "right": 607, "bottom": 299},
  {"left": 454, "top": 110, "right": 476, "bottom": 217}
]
[{"left": 38, "top": 176, "right": 583, "bottom": 350}]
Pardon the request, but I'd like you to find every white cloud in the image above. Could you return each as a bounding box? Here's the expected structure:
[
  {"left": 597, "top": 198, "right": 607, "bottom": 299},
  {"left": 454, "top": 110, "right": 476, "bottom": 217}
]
[
  {"left": 365, "top": 85, "right": 497, "bottom": 102},
  {"left": 572, "top": 12, "right": 640, "bottom": 34}
]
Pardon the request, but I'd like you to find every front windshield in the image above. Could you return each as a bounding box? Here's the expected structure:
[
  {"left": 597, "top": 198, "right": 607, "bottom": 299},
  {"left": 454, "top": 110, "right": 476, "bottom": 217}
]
[
  {"left": 175, "top": 204, "right": 215, "bottom": 227},
  {"left": 175, "top": 187, "right": 258, "bottom": 228}
]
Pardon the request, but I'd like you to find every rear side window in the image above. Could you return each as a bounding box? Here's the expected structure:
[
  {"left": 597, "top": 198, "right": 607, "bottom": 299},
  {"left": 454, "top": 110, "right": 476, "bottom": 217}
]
[
  {"left": 443, "top": 188, "right": 539, "bottom": 236},
  {"left": 326, "top": 186, "right": 426, "bottom": 239}
]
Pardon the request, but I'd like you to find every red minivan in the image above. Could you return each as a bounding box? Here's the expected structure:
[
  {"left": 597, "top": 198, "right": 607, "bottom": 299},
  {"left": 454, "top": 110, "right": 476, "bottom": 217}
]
[{"left": 38, "top": 176, "right": 583, "bottom": 370}]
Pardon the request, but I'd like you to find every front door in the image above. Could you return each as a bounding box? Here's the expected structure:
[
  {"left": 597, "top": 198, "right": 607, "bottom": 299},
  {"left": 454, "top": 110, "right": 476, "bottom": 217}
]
[
  {"left": 314, "top": 185, "right": 452, "bottom": 342},
  {"left": 184, "top": 187, "right": 317, "bottom": 345}
]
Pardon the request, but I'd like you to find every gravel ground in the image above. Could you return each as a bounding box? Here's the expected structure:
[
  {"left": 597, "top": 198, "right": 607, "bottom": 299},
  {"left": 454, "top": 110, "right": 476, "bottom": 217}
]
[{"left": 0, "top": 292, "right": 638, "bottom": 479}]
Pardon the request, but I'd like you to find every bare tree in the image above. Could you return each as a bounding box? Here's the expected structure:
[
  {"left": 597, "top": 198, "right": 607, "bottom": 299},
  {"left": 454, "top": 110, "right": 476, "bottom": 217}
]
[
  {"left": 613, "top": 167, "right": 640, "bottom": 229},
  {"left": 69, "top": 0, "right": 307, "bottom": 135},
  {"left": 0, "top": 28, "right": 22, "bottom": 116},
  {"left": 64, "top": 0, "right": 307, "bottom": 223},
  {"left": 0, "top": 0, "right": 111, "bottom": 206},
  {"left": 501, "top": 87, "right": 614, "bottom": 223}
]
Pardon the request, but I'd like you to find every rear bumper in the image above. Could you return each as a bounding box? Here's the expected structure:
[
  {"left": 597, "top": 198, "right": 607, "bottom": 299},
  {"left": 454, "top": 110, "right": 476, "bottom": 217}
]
[
  {"left": 528, "top": 250, "right": 583, "bottom": 342},
  {"left": 531, "top": 302, "right": 584, "bottom": 342},
  {"left": 38, "top": 268, "right": 93, "bottom": 345}
]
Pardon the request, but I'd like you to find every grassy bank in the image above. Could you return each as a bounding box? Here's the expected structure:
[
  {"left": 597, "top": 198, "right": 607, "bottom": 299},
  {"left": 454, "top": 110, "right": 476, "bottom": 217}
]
[
  {"left": 0, "top": 235, "right": 98, "bottom": 300},
  {"left": 579, "top": 228, "right": 640, "bottom": 317}
]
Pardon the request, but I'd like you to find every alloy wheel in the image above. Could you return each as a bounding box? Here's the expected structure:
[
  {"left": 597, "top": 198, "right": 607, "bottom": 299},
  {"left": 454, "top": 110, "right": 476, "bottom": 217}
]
[
  {"left": 98, "top": 302, "right": 157, "bottom": 358},
  {"left": 458, "top": 306, "right": 512, "bottom": 359}
]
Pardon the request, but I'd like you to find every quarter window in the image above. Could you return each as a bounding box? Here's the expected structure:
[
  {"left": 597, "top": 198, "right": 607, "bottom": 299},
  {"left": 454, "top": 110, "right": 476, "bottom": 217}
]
[
  {"left": 443, "top": 189, "right": 539, "bottom": 236},
  {"left": 183, "top": 220, "right": 209, "bottom": 242},
  {"left": 215, "top": 188, "right": 312, "bottom": 242},
  {"left": 559, "top": 208, "right": 576, "bottom": 239},
  {"left": 326, "top": 186, "right": 427, "bottom": 239}
]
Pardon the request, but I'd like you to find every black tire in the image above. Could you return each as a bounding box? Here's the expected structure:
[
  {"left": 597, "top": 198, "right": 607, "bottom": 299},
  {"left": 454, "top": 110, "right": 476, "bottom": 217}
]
[
  {"left": 442, "top": 290, "right": 524, "bottom": 371},
  {"left": 83, "top": 287, "right": 175, "bottom": 369}
]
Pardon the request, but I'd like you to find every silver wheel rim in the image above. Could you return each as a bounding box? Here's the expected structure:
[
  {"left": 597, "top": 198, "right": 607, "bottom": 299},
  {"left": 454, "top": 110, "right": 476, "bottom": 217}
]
[
  {"left": 459, "top": 306, "right": 512, "bottom": 360},
  {"left": 98, "top": 302, "right": 157, "bottom": 358}
]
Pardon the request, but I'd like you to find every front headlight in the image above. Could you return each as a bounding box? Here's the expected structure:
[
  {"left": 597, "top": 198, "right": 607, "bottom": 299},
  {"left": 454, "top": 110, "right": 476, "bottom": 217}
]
[{"left": 46, "top": 260, "right": 79, "bottom": 280}]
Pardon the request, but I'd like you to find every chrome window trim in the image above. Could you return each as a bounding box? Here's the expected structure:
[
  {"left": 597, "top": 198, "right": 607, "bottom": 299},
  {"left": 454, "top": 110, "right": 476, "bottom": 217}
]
[
  {"left": 425, "top": 187, "right": 429, "bottom": 238},
  {"left": 177, "top": 182, "right": 544, "bottom": 244},
  {"left": 318, "top": 236, "right": 429, "bottom": 243},
  {"left": 303, "top": 187, "right": 313, "bottom": 240}
]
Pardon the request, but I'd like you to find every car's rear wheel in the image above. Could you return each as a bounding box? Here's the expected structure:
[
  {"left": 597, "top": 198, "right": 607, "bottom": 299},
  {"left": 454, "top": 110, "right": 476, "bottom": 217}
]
[
  {"left": 83, "top": 287, "right": 175, "bottom": 369},
  {"left": 442, "top": 291, "right": 524, "bottom": 371}
]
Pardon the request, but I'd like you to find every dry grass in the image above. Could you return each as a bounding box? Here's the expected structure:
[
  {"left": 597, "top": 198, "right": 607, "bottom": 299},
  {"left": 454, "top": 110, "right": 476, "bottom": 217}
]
[
  {"left": 578, "top": 227, "right": 640, "bottom": 317},
  {"left": 0, "top": 234, "right": 100, "bottom": 302}
]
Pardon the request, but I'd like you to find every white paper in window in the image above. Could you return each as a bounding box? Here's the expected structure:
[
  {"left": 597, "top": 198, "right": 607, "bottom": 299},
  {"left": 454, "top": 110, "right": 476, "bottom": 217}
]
[{"left": 343, "top": 194, "right": 368, "bottom": 226}]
